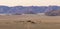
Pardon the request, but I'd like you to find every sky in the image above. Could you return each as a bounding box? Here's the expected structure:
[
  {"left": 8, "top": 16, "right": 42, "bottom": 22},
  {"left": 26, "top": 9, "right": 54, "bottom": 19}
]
[{"left": 0, "top": 0, "right": 60, "bottom": 6}]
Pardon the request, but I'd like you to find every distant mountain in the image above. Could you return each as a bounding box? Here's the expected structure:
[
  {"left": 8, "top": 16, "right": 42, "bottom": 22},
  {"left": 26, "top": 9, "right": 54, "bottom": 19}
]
[
  {"left": 8, "top": 6, "right": 48, "bottom": 14},
  {"left": 0, "top": 6, "right": 60, "bottom": 14},
  {"left": 45, "top": 6, "right": 60, "bottom": 12},
  {"left": 0, "top": 6, "right": 10, "bottom": 14}
]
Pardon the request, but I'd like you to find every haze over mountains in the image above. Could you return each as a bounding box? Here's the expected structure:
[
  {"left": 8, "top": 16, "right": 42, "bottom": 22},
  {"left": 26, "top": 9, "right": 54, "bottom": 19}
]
[{"left": 0, "top": 5, "right": 60, "bottom": 14}]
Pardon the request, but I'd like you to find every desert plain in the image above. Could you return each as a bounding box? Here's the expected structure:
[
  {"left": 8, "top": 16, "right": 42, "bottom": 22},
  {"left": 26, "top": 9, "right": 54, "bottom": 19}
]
[{"left": 0, "top": 14, "right": 60, "bottom": 29}]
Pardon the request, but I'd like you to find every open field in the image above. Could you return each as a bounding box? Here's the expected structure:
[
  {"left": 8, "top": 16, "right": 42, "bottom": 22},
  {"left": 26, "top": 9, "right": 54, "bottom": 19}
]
[{"left": 0, "top": 14, "right": 60, "bottom": 29}]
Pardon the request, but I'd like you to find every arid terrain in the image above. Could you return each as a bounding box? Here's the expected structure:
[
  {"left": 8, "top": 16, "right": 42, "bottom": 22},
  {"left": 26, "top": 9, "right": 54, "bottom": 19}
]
[{"left": 0, "top": 14, "right": 60, "bottom": 29}]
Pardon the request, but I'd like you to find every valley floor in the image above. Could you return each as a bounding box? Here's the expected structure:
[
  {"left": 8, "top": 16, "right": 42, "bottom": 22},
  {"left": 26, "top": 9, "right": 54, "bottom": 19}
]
[{"left": 0, "top": 15, "right": 60, "bottom": 29}]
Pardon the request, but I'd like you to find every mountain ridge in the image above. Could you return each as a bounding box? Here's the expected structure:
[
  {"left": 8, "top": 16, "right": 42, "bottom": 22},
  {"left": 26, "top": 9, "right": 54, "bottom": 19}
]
[{"left": 0, "top": 6, "right": 60, "bottom": 14}]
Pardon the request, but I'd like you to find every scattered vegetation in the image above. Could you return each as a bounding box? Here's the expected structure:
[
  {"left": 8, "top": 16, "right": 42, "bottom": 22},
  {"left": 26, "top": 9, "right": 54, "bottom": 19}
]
[{"left": 27, "top": 20, "right": 36, "bottom": 24}]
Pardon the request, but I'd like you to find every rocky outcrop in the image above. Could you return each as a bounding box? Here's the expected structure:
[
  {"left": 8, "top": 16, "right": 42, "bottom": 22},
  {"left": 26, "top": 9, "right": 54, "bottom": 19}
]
[{"left": 45, "top": 10, "right": 60, "bottom": 16}]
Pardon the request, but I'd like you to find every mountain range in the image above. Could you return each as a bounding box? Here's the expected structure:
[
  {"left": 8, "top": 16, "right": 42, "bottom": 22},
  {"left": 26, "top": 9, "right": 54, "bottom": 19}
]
[{"left": 0, "top": 5, "right": 60, "bottom": 14}]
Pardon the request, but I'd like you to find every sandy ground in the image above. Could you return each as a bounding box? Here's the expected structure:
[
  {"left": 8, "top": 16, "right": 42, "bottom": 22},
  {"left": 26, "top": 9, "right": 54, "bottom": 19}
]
[{"left": 0, "top": 14, "right": 60, "bottom": 29}]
